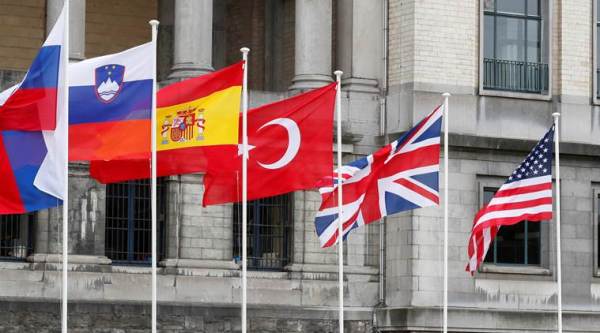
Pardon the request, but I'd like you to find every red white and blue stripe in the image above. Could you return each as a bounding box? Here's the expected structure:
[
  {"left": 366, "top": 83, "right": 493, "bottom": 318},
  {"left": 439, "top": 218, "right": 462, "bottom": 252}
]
[
  {"left": 0, "top": 8, "right": 67, "bottom": 214},
  {"left": 315, "top": 105, "right": 443, "bottom": 248},
  {"left": 0, "top": 11, "right": 64, "bottom": 131},
  {"left": 466, "top": 126, "right": 554, "bottom": 274},
  {"left": 68, "top": 42, "right": 154, "bottom": 161}
]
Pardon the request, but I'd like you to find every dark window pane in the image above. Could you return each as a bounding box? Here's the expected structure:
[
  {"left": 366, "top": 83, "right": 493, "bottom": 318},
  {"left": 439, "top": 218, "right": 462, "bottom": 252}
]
[
  {"left": 484, "top": 0, "right": 495, "bottom": 11},
  {"left": 527, "top": 0, "right": 539, "bottom": 16},
  {"left": 233, "top": 194, "right": 292, "bottom": 270},
  {"left": 484, "top": 15, "right": 495, "bottom": 59},
  {"left": 495, "top": 222, "right": 526, "bottom": 264},
  {"left": 497, "top": 0, "right": 526, "bottom": 14},
  {"left": 0, "top": 214, "right": 34, "bottom": 260},
  {"left": 496, "top": 16, "right": 526, "bottom": 61},
  {"left": 527, "top": 20, "right": 540, "bottom": 62},
  {"left": 527, "top": 222, "right": 541, "bottom": 265},
  {"left": 105, "top": 179, "right": 166, "bottom": 264}
]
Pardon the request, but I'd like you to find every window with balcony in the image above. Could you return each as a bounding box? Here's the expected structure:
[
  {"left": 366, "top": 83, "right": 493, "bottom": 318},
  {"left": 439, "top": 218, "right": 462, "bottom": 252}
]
[
  {"left": 105, "top": 178, "right": 167, "bottom": 264},
  {"left": 0, "top": 214, "right": 34, "bottom": 260},
  {"left": 482, "top": 0, "right": 548, "bottom": 94},
  {"left": 482, "top": 187, "right": 542, "bottom": 266},
  {"left": 233, "top": 194, "right": 293, "bottom": 270}
]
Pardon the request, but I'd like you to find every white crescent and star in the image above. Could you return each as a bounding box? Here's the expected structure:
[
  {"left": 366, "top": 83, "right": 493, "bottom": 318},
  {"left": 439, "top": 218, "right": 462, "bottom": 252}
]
[{"left": 238, "top": 118, "right": 301, "bottom": 170}]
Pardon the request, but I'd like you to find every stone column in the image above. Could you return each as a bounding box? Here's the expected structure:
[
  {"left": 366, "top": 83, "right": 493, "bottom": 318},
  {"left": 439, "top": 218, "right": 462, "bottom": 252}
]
[
  {"left": 337, "top": 0, "right": 382, "bottom": 93},
  {"left": 168, "top": 0, "right": 214, "bottom": 80},
  {"left": 46, "top": 0, "right": 86, "bottom": 60},
  {"left": 289, "top": 0, "right": 333, "bottom": 90}
]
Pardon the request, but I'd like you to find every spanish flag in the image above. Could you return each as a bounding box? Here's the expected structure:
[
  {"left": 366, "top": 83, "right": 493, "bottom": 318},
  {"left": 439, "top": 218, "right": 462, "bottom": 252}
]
[{"left": 89, "top": 62, "right": 243, "bottom": 183}]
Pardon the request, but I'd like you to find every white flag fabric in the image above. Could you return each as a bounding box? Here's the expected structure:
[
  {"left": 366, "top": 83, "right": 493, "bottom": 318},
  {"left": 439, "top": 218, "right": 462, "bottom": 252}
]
[{"left": 34, "top": 8, "right": 69, "bottom": 199}]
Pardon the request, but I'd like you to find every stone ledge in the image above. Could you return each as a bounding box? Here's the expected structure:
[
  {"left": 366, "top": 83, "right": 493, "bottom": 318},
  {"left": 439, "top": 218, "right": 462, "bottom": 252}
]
[
  {"left": 161, "top": 258, "right": 239, "bottom": 270},
  {"left": 28, "top": 254, "right": 111, "bottom": 265},
  {"left": 286, "top": 263, "right": 378, "bottom": 276},
  {"left": 479, "top": 264, "right": 552, "bottom": 276}
]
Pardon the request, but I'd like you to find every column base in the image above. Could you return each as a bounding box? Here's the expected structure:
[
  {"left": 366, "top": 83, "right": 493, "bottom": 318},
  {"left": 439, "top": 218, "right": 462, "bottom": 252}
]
[
  {"left": 168, "top": 63, "right": 214, "bottom": 81},
  {"left": 289, "top": 74, "right": 334, "bottom": 91},
  {"left": 341, "top": 77, "right": 379, "bottom": 94}
]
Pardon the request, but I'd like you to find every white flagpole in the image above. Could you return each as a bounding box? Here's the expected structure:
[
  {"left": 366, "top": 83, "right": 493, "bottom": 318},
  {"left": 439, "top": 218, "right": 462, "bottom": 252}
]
[
  {"left": 240, "top": 46, "right": 250, "bottom": 333},
  {"left": 552, "top": 112, "right": 562, "bottom": 333},
  {"left": 334, "top": 70, "right": 344, "bottom": 333},
  {"left": 149, "top": 19, "right": 159, "bottom": 333},
  {"left": 61, "top": 1, "right": 70, "bottom": 332},
  {"left": 442, "top": 92, "right": 450, "bottom": 333}
]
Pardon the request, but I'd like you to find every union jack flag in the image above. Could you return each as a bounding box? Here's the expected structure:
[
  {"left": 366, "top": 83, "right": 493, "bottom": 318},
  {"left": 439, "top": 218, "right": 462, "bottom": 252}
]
[{"left": 314, "top": 105, "right": 443, "bottom": 248}]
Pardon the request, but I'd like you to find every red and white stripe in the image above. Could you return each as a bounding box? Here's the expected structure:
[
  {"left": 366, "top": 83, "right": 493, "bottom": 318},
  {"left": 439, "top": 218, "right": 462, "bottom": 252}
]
[{"left": 466, "top": 175, "right": 553, "bottom": 273}]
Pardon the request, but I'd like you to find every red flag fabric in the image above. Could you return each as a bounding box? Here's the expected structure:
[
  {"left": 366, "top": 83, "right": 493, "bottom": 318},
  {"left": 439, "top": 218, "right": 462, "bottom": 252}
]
[
  {"left": 89, "top": 62, "right": 243, "bottom": 183},
  {"left": 202, "top": 83, "right": 336, "bottom": 206}
]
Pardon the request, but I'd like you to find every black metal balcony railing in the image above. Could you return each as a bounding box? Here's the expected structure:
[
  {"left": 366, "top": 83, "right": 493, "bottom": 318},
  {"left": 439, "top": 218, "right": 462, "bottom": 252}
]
[{"left": 483, "top": 58, "right": 549, "bottom": 94}]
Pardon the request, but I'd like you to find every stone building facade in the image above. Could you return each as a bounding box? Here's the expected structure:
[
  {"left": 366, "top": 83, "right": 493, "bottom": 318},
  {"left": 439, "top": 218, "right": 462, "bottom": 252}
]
[{"left": 2, "top": 0, "right": 600, "bottom": 332}]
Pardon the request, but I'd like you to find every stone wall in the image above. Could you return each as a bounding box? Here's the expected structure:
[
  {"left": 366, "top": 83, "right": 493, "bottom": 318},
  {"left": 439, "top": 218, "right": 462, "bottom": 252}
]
[{"left": 0, "top": 299, "right": 372, "bottom": 333}]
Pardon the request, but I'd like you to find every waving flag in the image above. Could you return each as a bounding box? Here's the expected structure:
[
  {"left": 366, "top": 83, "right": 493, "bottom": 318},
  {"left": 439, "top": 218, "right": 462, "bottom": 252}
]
[
  {"left": 0, "top": 7, "right": 66, "bottom": 131},
  {"left": 315, "top": 105, "right": 442, "bottom": 248},
  {"left": 0, "top": 8, "right": 67, "bottom": 213},
  {"left": 202, "top": 83, "right": 336, "bottom": 206},
  {"left": 68, "top": 43, "right": 154, "bottom": 161},
  {"left": 88, "top": 62, "right": 244, "bottom": 183},
  {"left": 466, "top": 127, "right": 554, "bottom": 274}
]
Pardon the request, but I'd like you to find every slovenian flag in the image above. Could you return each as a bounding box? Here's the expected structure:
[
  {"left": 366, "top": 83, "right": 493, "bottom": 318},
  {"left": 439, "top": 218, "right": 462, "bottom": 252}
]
[
  {"left": 0, "top": 7, "right": 67, "bottom": 214},
  {"left": 68, "top": 43, "right": 154, "bottom": 161}
]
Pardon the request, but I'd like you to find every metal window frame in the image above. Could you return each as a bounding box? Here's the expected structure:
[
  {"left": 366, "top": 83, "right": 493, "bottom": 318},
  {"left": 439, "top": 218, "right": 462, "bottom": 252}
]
[
  {"left": 478, "top": 177, "right": 547, "bottom": 271},
  {"left": 233, "top": 194, "right": 293, "bottom": 271},
  {"left": 0, "top": 213, "right": 34, "bottom": 261},
  {"left": 593, "top": 188, "right": 600, "bottom": 277},
  {"left": 593, "top": 0, "right": 600, "bottom": 104},
  {"left": 479, "top": 0, "right": 553, "bottom": 100},
  {"left": 105, "top": 178, "right": 167, "bottom": 266}
]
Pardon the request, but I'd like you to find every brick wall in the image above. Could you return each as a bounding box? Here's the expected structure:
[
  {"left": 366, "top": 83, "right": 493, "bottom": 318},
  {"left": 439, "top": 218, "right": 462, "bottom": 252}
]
[
  {"left": 85, "top": 0, "right": 158, "bottom": 58},
  {"left": 0, "top": 0, "right": 45, "bottom": 71},
  {"left": 388, "top": 0, "right": 481, "bottom": 90},
  {"left": 556, "top": 0, "right": 592, "bottom": 98}
]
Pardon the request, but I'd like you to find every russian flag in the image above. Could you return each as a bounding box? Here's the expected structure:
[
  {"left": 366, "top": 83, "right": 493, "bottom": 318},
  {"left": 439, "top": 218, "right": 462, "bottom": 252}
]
[
  {"left": 0, "top": 12, "right": 63, "bottom": 131},
  {"left": 68, "top": 43, "right": 154, "bottom": 161},
  {"left": 0, "top": 8, "right": 67, "bottom": 214}
]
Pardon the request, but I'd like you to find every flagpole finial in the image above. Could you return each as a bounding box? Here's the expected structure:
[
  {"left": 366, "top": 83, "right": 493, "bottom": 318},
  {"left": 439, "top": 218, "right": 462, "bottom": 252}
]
[
  {"left": 149, "top": 19, "right": 159, "bottom": 27},
  {"left": 241, "top": 47, "right": 250, "bottom": 54},
  {"left": 442, "top": 92, "right": 451, "bottom": 97},
  {"left": 334, "top": 70, "right": 343, "bottom": 78},
  {"left": 552, "top": 112, "right": 561, "bottom": 118}
]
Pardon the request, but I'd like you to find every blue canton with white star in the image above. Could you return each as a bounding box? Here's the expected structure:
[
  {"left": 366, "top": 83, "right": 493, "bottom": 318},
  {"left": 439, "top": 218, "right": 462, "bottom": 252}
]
[{"left": 506, "top": 126, "right": 554, "bottom": 184}]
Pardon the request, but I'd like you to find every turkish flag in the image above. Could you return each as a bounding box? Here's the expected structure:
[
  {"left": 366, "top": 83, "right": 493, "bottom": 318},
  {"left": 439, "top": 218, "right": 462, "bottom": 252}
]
[{"left": 202, "top": 83, "right": 336, "bottom": 206}]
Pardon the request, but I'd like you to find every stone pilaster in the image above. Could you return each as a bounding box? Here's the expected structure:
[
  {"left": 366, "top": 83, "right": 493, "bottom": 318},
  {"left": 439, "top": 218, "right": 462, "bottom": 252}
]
[
  {"left": 46, "top": 0, "right": 86, "bottom": 60},
  {"left": 168, "top": 0, "right": 214, "bottom": 80},
  {"left": 289, "top": 0, "right": 333, "bottom": 90}
]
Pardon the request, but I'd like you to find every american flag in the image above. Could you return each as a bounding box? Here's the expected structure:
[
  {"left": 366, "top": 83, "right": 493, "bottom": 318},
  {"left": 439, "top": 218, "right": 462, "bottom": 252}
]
[
  {"left": 466, "top": 126, "right": 555, "bottom": 274},
  {"left": 314, "top": 105, "right": 443, "bottom": 248}
]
